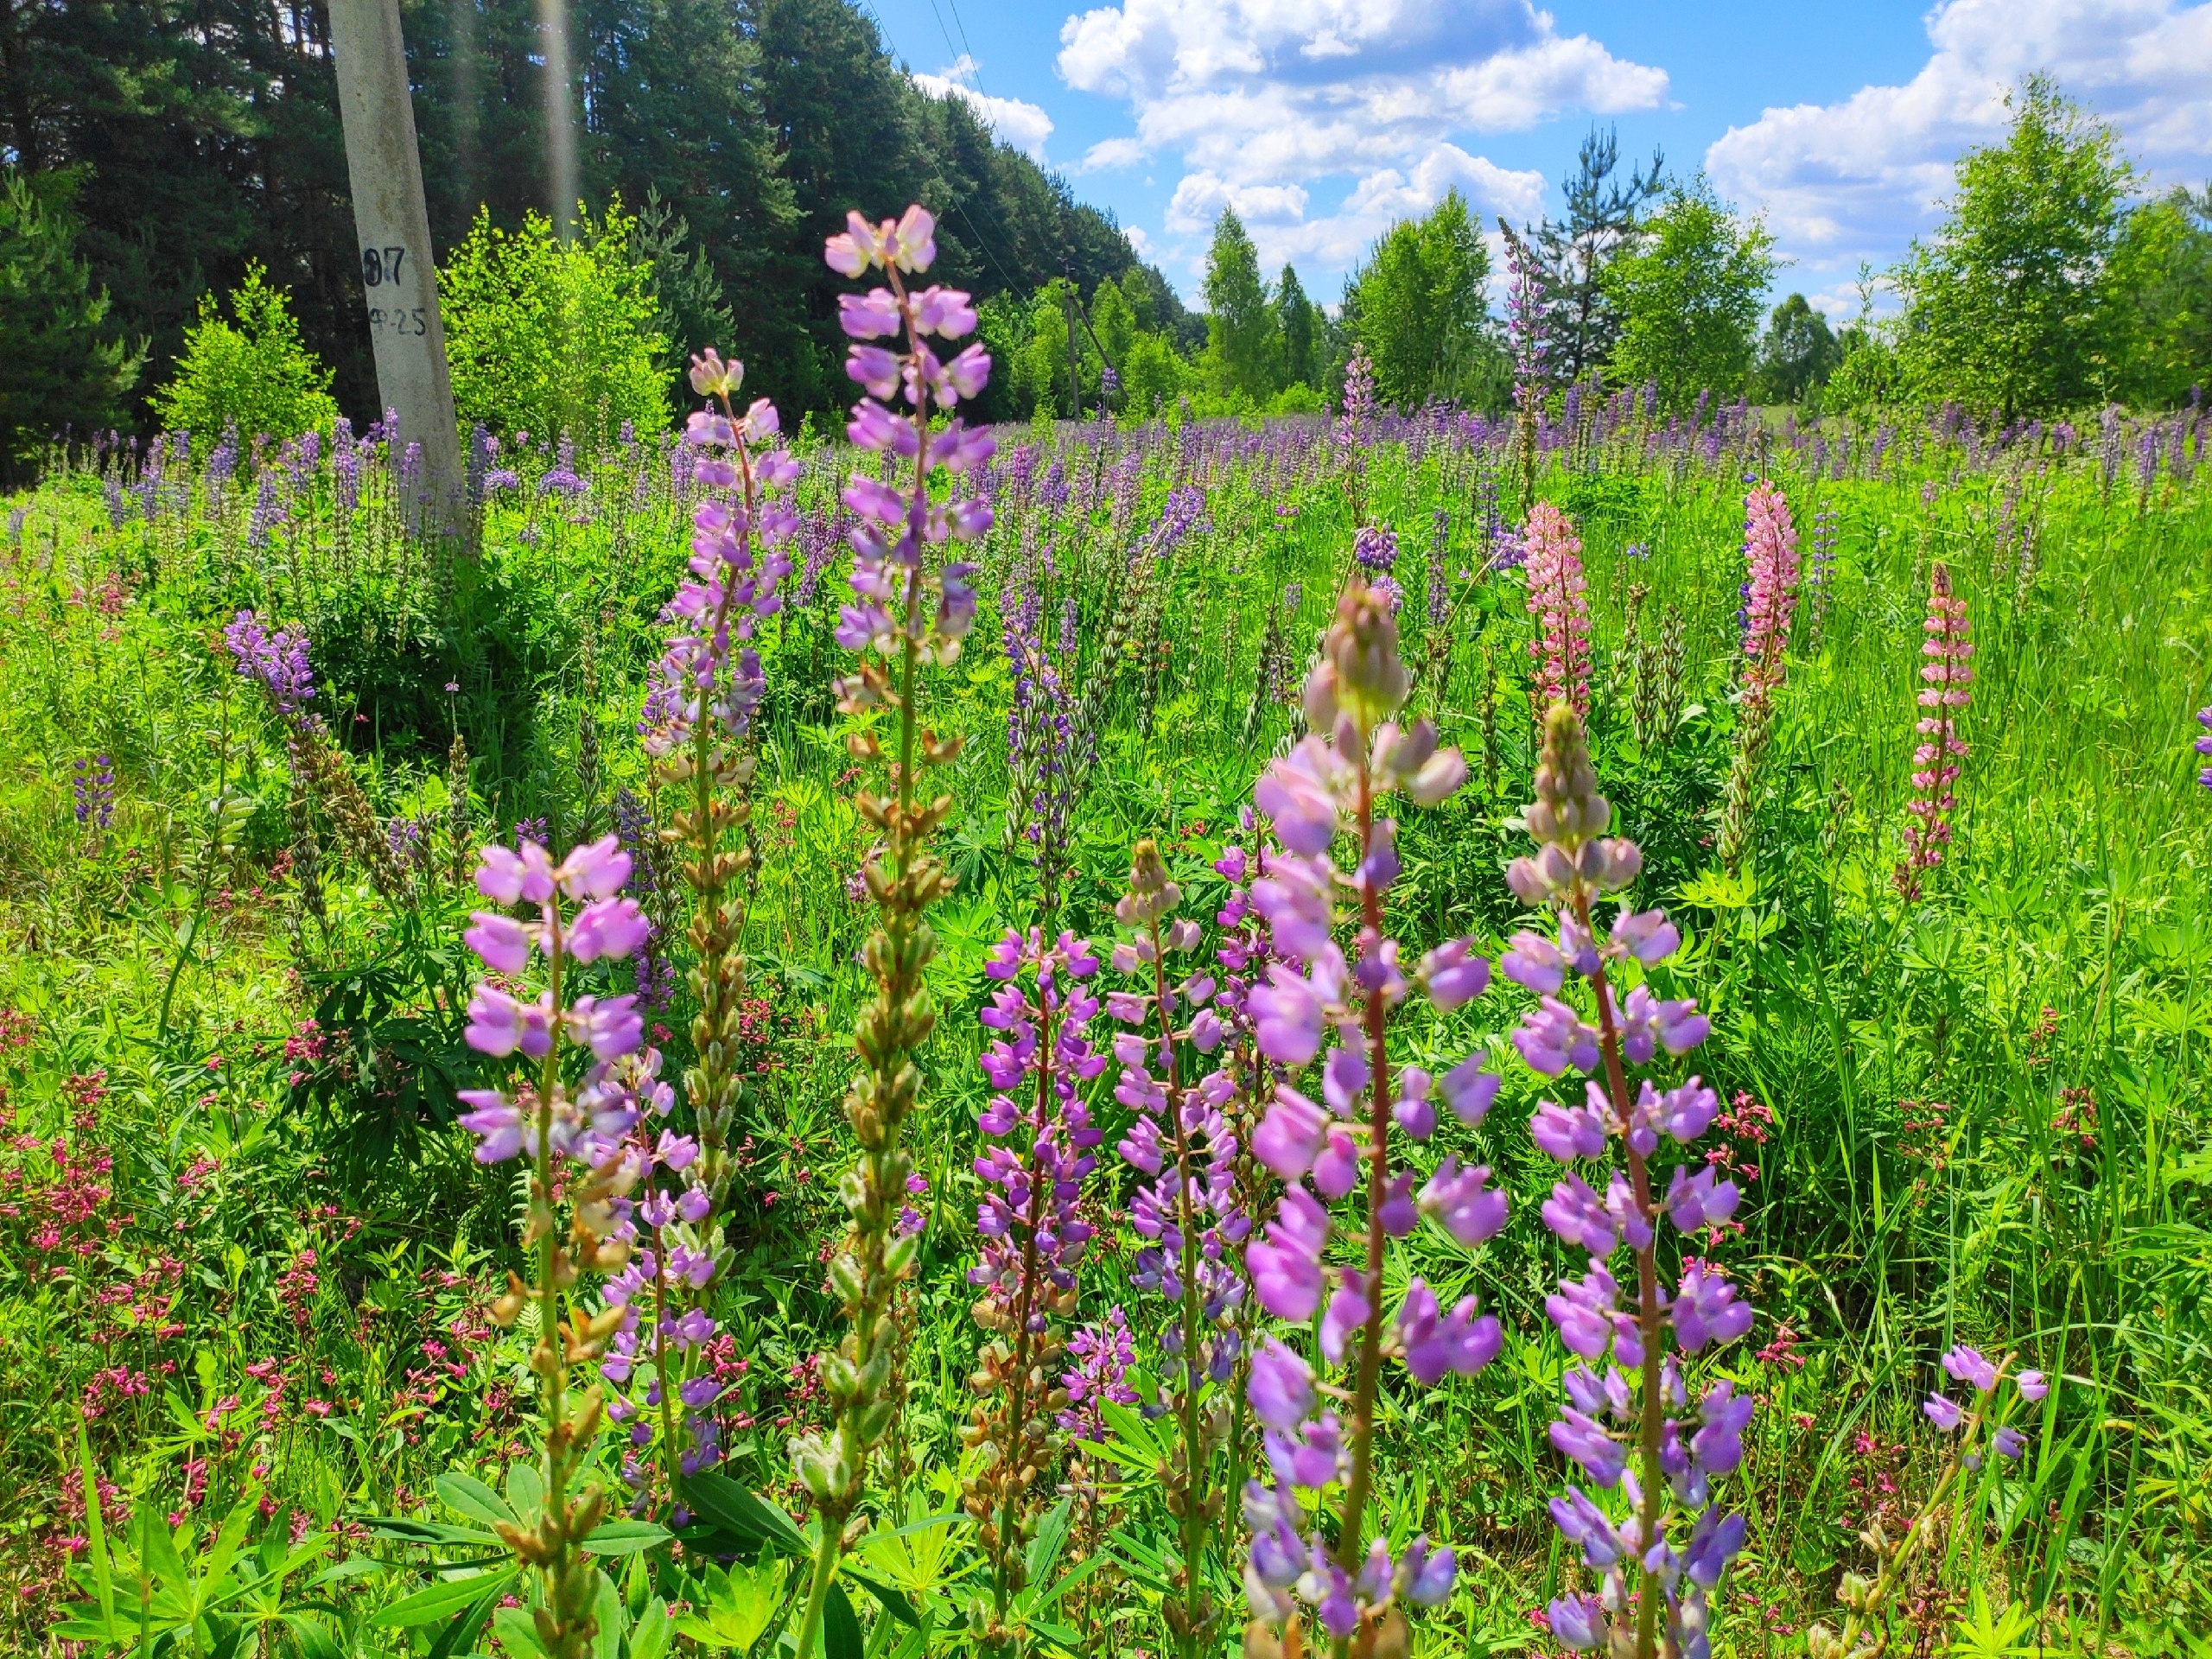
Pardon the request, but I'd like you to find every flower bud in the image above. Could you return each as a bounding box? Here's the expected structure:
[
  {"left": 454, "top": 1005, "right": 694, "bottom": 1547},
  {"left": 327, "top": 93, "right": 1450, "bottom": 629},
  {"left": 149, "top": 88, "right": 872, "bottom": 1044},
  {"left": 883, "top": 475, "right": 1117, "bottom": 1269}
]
[{"left": 1325, "top": 582, "right": 1410, "bottom": 727}]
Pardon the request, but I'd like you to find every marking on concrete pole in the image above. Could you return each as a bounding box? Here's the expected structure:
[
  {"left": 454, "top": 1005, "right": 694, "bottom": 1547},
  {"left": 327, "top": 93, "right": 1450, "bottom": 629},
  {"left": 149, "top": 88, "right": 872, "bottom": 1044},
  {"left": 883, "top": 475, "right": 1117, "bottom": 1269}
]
[{"left": 327, "top": 0, "right": 463, "bottom": 521}]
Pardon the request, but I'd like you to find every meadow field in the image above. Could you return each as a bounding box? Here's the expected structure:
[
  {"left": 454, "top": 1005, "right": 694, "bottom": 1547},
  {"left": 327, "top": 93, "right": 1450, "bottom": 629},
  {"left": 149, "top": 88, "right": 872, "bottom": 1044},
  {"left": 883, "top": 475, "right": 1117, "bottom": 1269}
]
[{"left": 1, "top": 374, "right": 2209, "bottom": 1659}]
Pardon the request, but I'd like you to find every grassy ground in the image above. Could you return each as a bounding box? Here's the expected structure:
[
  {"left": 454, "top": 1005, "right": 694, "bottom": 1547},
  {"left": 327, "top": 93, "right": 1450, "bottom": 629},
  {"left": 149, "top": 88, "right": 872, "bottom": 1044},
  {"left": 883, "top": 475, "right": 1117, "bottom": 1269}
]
[{"left": 1, "top": 409, "right": 2208, "bottom": 1656}]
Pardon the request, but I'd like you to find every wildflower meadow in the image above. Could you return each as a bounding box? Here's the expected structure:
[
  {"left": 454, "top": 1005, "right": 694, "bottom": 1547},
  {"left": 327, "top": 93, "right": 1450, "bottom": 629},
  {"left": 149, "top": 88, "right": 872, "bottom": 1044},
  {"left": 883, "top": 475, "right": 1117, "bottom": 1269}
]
[{"left": 2, "top": 194, "right": 2210, "bottom": 1659}]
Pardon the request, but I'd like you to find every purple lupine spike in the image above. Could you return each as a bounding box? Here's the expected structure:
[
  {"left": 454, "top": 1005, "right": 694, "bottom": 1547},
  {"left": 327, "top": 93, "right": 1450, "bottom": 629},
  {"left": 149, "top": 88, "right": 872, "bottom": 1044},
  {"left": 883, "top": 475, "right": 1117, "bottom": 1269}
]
[
  {"left": 1236, "top": 580, "right": 1499, "bottom": 1649},
  {"left": 1505, "top": 701, "right": 1752, "bottom": 1659}
]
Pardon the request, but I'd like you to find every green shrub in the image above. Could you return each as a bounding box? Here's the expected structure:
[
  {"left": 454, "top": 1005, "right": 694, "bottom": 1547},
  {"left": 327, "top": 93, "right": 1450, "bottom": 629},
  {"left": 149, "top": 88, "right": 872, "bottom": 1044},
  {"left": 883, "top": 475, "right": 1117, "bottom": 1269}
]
[
  {"left": 441, "top": 200, "right": 670, "bottom": 446},
  {"left": 0, "top": 166, "right": 141, "bottom": 482},
  {"left": 150, "top": 263, "right": 336, "bottom": 442}
]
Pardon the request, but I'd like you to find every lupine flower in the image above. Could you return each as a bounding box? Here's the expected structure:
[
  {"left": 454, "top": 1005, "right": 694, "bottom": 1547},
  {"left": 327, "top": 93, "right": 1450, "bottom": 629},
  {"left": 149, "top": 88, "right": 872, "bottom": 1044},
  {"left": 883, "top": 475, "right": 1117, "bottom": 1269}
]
[
  {"left": 1105, "top": 838, "right": 1254, "bottom": 1645},
  {"left": 963, "top": 926, "right": 1104, "bottom": 1619},
  {"left": 1736, "top": 482, "right": 1799, "bottom": 708},
  {"left": 225, "top": 611, "right": 315, "bottom": 716},
  {"left": 1523, "top": 503, "right": 1591, "bottom": 720},
  {"left": 1506, "top": 702, "right": 1751, "bottom": 1659},
  {"left": 455, "top": 833, "right": 648, "bottom": 1656},
  {"left": 2193, "top": 706, "right": 2210, "bottom": 790},
  {"left": 792, "top": 204, "right": 997, "bottom": 1659},
  {"left": 72, "top": 755, "right": 116, "bottom": 830},
  {"left": 1353, "top": 524, "right": 1398, "bottom": 575},
  {"left": 1717, "top": 481, "right": 1800, "bottom": 870},
  {"left": 1238, "top": 581, "right": 1496, "bottom": 1655},
  {"left": 1058, "top": 1308, "right": 1138, "bottom": 1444},
  {"left": 1895, "top": 563, "right": 1974, "bottom": 899}
]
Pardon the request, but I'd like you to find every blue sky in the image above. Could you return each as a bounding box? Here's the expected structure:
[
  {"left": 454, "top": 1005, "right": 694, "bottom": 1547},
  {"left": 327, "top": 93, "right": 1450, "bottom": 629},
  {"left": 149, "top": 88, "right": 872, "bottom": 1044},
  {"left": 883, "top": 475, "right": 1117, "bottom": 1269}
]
[{"left": 853, "top": 0, "right": 2212, "bottom": 317}]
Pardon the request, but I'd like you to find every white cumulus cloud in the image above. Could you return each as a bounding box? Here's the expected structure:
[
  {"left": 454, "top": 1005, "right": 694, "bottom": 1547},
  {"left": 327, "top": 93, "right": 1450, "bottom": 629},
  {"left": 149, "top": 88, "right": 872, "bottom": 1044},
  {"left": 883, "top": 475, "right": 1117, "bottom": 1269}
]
[
  {"left": 1054, "top": 0, "right": 1666, "bottom": 290},
  {"left": 913, "top": 55, "right": 1057, "bottom": 161},
  {"left": 1707, "top": 0, "right": 2212, "bottom": 275}
]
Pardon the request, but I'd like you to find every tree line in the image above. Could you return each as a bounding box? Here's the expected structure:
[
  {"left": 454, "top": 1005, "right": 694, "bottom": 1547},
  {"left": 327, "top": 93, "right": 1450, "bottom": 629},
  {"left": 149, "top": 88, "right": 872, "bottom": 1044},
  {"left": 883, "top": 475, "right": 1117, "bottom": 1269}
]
[
  {"left": 0, "top": 0, "right": 1186, "bottom": 474},
  {"left": 5, "top": 24, "right": 2207, "bottom": 478},
  {"left": 1033, "top": 81, "right": 2209, "bottom": 427}
]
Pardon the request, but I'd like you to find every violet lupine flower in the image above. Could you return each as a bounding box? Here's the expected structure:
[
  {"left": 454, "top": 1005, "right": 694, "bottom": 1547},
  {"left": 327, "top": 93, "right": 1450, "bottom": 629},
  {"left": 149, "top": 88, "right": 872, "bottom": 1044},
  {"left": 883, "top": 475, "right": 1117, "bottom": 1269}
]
[
  {"left": 1353, "top": 524, "right": 1399, "bottom": 575},
  {"left": 72, "top": 755, "right": 116, "bottom": 830},
  {"left": 456, "top": 834, "right": 648, "bottom": 1169},
  {"left": 224, "top": 611, "right": 316, "bottom": 719},
  {"left": 1336, "top": 347, "right": 1377, "bottom": 448},
  {"left": 1004, "top": 590, "right": 1090, "bottom": 910},
  {"left": 2193, "top": 707, "right": 2210, "bottom": 790},
  {"left": 1109, "top": 838, "right": 1250, "bottom": 1440},
  {"left": 790, "top": 207, "right": 995, "bottom": 1579},
  {"left": 1503, "top": 229, "right": 1549, "bottom": 423},
  {"left": 1503, "top": 702, "right": 1751, "bottom": 1659},
  {"left": 1895, "top": 563, "right": 1974, "bottom": 900},
  {"left": 593, "top": 1037, "right": 731, "bottom": 1489},
  {"left": 246, "top": 473, "right": 285, "bottom": 552},
  {"left": 1058, "top": 1308, "right": 1139, "bottom": 1443},
  {"left": 824, "top": 209, "right": 991, "bottom": 684},
  {"left": 1239, "top": 582, "right": 1496, "bottom": 1652},
  {"left": 637, "top": 374, "right": 796, "bottom": 760},
  {"left": 963, "top": 926, "right": 1106, "bottom": 1588},
  {"left": 1922, "top": 1347, "right": 2046, "bottom": 1471},
  {"left": 1523, "top": 503, "right": 1592, "bottom": 721}
]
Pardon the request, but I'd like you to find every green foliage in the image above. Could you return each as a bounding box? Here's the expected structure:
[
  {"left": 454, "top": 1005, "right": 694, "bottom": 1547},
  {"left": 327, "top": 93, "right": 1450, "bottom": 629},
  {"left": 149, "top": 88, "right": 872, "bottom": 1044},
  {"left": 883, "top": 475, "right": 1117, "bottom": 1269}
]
[
  {"left": 1275, "top": 262, "right": 1317, "bottom": 391},
  {"left": 1343, "top": 188, "right": 1493, "bottom": 409},
  {"left": 1014, "top": 276, "right": 1080, "bottom": 416},
  {"left": 2105, "top": 186, "right": 2212, "bottom": 409},
  {"left": 1119, "top": 330, "right": 1191, "bottom": 417},
  {"left": 1202, "top": 207, "right": 1278, "bottom": 402},
  {"left": 441, "top": 200, "right": 671, "bottom": 446},
  {"left": 1605, "top": 175, "right": 1776, "bottom": 409},
  {"left": 1532, "top": 124, "right": 1669, "bottom": 385},
  {"left": 150, "top": 264, "right": 335, "bottom": 444},
  {"left": 0, "top": 167, "right": 140, "bottom": 483},
  {"left": 8, "top": 302, "right": 2212, "bottom": 1654},
  {"left": 1892, "top": 75, "right": 2132, "bottom": 420},
  {"left": 630, "top": 188, "right": 737, "bottom": 376},
  {"left": 1752, "top": 293, "right": 1842, "bottom": 407}
]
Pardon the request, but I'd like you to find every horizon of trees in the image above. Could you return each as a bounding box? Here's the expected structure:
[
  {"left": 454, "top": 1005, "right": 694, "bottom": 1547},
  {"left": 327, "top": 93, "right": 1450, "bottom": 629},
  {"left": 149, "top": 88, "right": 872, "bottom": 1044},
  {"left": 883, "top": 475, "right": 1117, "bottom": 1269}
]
[{"left": 5, "top": 17, "right": 2209, "bottom": 474}]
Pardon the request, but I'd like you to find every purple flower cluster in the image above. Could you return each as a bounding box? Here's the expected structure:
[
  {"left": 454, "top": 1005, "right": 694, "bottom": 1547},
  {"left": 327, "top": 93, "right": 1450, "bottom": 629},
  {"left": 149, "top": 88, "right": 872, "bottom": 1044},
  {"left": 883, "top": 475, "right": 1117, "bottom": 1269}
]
[
  {"left": 639, "top": 351, "right": 796, "bottom": 759},
  {"left": 1501, "top": 702, "right": 1752, "bottom": 1659},
  {"left": 825, "top": 207, "right": 991, "bottom": 675},
  {"left": 72, "top": 754, "right": 116, "bottom": 830},
  {"left": 224, "top": 610, "right": 316, "bottom": 720},
  {"left": 972, "top": 927, "right": 1105, "bottom": 1323},
  {"left": 1237, "top": 582, "right": 1499, "bottom": 1651},
  {"left": 1923, "top": 1344, "right": 2046, "bottom": 1465},
  {"left": 1351, "top": 524, "right": 1398, "bottom": 575},
  {"left": 2195, "top": 707, "right": 2211, "bottom": 790},
  {"left": 1058, "top": 1308, "right": 1138, "bottom": 1443},
  {"left": 1109, "top": 842, "right": 1249, "bottom": 1390},
  {"left": 1504, "top": 231, "right": 1550, "bottom": 421},
  {"left": 456, "top": 835, "right": 650, "bottom": 1163}
]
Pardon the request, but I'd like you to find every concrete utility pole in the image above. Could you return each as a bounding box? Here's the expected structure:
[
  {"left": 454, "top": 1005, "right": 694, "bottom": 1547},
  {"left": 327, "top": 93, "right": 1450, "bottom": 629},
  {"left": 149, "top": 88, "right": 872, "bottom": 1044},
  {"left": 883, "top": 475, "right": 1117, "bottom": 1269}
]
[{"left": 326, "top": 0, "right": 463, "bottom": 515}]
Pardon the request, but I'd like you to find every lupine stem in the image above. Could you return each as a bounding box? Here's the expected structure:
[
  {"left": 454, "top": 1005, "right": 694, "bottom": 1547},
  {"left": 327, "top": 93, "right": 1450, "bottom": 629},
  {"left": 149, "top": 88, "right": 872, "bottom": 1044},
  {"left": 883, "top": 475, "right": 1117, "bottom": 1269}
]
[
  {"left": 651, "top": 1230, "right": 678, "bottom": 1497},
  {"left": 533, "top": 914, "right": 580, "bottom": 1657},
  {"left": 1333, "top": 753, "right": 1392, "bottom": 1606},
  {"left": 796, "top": 264, "right": 931, "bottom": 1659},
  {"left": 1580, "top": 897, "right": 1662, "bottom": 1659},
  {"left": 990, "top": 974, "right": 1058, "bottom": 1632},
  {"left": 1146, "top": 911, "right": 1207, "bottom": 1658}
]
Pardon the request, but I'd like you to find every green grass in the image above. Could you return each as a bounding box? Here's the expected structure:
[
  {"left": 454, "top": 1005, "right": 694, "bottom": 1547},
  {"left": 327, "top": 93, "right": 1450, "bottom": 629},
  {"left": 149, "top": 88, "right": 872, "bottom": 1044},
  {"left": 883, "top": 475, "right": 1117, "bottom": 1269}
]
[{"left": 1, "top": 410, "right": 2208, "bottom": 1656}]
